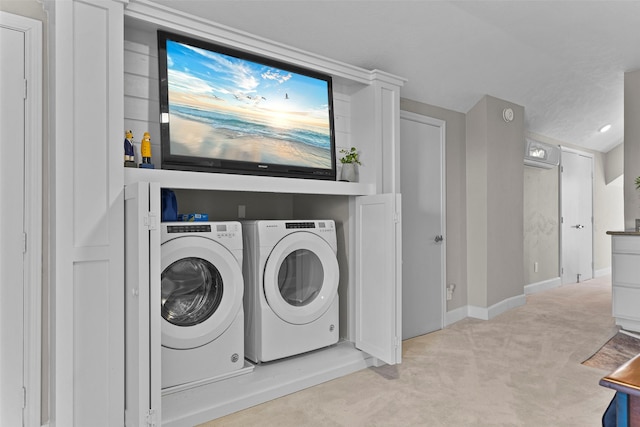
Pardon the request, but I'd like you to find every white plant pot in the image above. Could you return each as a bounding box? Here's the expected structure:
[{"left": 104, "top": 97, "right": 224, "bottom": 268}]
[{"left": 340, "top": 163, "right": 358, "bottom": 182}]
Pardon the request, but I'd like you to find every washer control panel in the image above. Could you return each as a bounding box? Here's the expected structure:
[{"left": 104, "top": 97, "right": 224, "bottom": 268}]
[
  {"left": 167, "top": 224, "right": 211, "bottom": 233},
  {"left": 165, "top": 222, "right": 240, "bottom": 239}
]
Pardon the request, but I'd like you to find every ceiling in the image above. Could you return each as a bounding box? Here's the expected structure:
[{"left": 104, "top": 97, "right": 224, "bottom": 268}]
[{"left": 148, "top": 0, "right": 640, "bottom": 153}]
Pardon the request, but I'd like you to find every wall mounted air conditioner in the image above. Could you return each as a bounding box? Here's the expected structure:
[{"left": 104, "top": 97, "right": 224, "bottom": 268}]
[{"left": 524, "top": 139, "right": 560, "bottom": 169}]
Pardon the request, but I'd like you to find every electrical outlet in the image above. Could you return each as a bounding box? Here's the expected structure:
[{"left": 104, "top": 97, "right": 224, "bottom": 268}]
[{"left": 446, "top": 283, "right": 456, "bottom": 301}]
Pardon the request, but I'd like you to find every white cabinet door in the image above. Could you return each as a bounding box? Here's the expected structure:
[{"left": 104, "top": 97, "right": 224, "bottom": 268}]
[
  {"left": 355, "top": 193, "right": 402, "bottom": 365},
  {"left": 125, "top": 182, "right": 162, "bottom": 427}
]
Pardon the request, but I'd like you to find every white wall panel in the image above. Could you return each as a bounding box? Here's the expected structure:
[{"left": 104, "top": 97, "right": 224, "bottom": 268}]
[
  {"left": 48, "top": 0, "right": 125, "bottom": 424},
  {"left": 73, "top": 1, "right": 109, "bottom": 247},
  {"left": 74, "top": 261, "right": 109, "bottom": 425}
]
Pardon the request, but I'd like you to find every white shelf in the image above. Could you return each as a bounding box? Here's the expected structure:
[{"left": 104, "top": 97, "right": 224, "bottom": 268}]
[{"left": 124, "top": 167, "right": 375, "bottom": 196}]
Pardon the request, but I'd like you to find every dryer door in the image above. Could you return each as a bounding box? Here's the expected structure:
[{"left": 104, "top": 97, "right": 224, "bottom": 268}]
[
  {"left": 263, "top": 232, "right": 339, "bottom": 325},
  {"left": 160, "top": 236, "right": 243, "bottom": 350}
]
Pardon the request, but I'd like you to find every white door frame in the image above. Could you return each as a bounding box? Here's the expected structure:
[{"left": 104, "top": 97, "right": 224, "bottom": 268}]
[
  {"left": 0, "top": 11, "right": 43, "bottom": 427},
  {"left": 399, "top": 110, "right": 447, "bottom": 333},
  {"left": 559, "top": 146, "right": 594, "bottom": 283}
]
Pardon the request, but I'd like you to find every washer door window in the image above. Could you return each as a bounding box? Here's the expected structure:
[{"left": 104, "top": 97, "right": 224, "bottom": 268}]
[
  {"left": 162, "top": 257, "right": 223, "bottom": 327},
  {"left": 161, "top": 237, "right": 243, "bottom": 350},
  {"left": 264, "top": 232, "right": 338, "bottom": 325}
]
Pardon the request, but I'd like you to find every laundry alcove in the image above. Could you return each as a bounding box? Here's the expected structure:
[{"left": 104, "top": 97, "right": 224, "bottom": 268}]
[{"left": 95, "top": 0, "right": 405, "bottom": 422}]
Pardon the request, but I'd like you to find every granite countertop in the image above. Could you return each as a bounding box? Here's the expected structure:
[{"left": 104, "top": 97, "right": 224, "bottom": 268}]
[{"left": 607, "top": 231, "right": 640, "bottom": 236}]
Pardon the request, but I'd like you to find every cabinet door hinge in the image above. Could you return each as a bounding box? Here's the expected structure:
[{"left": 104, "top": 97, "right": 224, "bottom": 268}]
[
  {"left": 146, "top": 408, "right": 157, "bottom": 427},
  {"left": 144, "top": 212, "right": 157, "bottom": 230}
]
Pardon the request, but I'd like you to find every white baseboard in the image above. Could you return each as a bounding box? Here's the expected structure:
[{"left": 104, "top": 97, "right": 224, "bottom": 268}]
[
  {"left": 468, "top": 294, "right": 527, "bottom": 321},
  {"left": 616, "top": 318, "right": 640, "bottom": 335},
  {"left": 524, "top": 277, "right": 561, "bottom": 295},
  {"left": 445, "top": 305, "right": 468, "bottom": 326},
  {"left": 595, "top": 267, "right": 611, "bottom": 278},
  {"left": 446, "top": 294, "right": 527, "bottom": 324}
]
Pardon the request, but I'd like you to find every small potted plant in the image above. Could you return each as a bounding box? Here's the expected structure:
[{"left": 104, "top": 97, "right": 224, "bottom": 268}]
[{"left": 339, "top": 147, "right": 361, "bottom": 182}]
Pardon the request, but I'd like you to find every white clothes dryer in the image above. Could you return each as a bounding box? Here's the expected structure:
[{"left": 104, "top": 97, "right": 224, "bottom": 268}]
[
  {"left": 160, "top": 222, "right": 244, "bottom": 389},
  {"left": 242, "top": 220, "right": 339, "bottom": 363}
]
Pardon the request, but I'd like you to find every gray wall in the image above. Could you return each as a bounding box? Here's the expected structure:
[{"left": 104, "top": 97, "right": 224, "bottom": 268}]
[
  {"left": 606, "top": 143, "right": 623, "bottom": 185},
  {"left": 468, "top": 96, "right": 525, "bottom": 308},
  {"left": 465, "top": 98, "right": 489, "bottom": 307},
  {"left": 399, "top": 98, "right": 467, "bottom": 312},
  {"left": 625, "top": 70, "right": 640, "bottom": 230},
  {"left": 593, "top": 149, "right": 624, "bottom": 271}
]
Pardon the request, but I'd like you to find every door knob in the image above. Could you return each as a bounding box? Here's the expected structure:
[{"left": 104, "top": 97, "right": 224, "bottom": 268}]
[
  {"left": 573, "top": 224, "right": 584, "bottom": 229},
  {"left": 434, "top": 235, "right": 444, "bottom": 243}
]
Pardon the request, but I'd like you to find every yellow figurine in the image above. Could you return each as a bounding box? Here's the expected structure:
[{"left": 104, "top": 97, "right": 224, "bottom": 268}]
[
  {"left": 139, "top": 131, "right": 155, "bottom": 169},
  {"left": 141, "top": 132, "right": 152, "bottom": 164}
]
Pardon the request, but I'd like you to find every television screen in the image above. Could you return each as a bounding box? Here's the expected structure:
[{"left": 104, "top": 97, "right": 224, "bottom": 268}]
[{"left": 158, "top": 31, "right": 337, "bottom": 180}]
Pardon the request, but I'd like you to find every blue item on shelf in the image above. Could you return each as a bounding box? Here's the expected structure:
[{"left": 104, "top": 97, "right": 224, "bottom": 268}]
[
  {"left": 180, "top": 213, "right": 209, "bottom": 222},
  {"left": 161, "top": 189, "right": 178, "bottom": 222}
]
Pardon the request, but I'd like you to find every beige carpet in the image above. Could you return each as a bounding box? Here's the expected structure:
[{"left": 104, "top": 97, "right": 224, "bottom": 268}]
[
  {"left": 200, "top": 277, "right": 619, "bottom": 427},
  {"left": 582, "top": 331, "right": 640, "bottom": 372}
]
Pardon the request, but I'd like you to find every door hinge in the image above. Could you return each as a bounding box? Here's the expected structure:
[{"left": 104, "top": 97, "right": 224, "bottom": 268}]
[
  {"left": 144, "top": 212, "right": 158, "bottom": 230},
  {"left": 22, "top": 386, "right": 26, "bottom": 409},
  {"left": 394, "top": 336, "right": 400, "bottom": 348},
  {"left": 22, "top": 232, "right": 27, "bottom": 253},
  {"left": 146, "top": 408, "right": 157, "bottom": 427},
  {"left": 393, "top": 212, "right": 400, "bottom": 224},
  {"left": 23, "top": 79, "right": 27, "bottom": 100}
]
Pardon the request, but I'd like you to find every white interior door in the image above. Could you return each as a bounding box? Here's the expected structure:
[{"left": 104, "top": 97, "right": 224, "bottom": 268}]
[
  {"left": 400, "top": 111, "right": 445, "bottom": 340},
  {"left": 561, "top": 149, "right": 593, "bottom": 284},
  {"left": 0, "top": 21, "right": 26, "bottom": 427},
  {"left": 355, "top": 193, "right": 402, "bottom": 365}
]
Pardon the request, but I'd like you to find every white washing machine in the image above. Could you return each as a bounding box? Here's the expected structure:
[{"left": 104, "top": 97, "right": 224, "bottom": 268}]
[
  {"left": 242, "top": 220, "right": 339, "bottom": 363},
  {"left": 160, "top": 221, "right": 244, "bottom": 389}
]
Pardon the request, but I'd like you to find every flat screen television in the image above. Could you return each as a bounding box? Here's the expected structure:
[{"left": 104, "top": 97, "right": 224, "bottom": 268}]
[{"left": 157, "top": 31, "right": 337, "bottom": 180}]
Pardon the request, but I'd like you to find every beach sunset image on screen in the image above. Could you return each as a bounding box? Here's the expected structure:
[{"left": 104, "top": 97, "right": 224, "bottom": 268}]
[{"left": 164, "top": 38, "right": 333, "bottom": 170}]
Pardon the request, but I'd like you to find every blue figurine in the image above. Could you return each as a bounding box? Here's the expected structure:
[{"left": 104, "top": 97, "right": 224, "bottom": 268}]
[{"left": 124, "top": 130, "right": 136, "bottom": 167}]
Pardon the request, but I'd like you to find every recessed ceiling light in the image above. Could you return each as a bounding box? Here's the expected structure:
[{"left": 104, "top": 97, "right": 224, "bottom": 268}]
[{"left": 599, "top": 124, "right": 612, "bottom": 133}]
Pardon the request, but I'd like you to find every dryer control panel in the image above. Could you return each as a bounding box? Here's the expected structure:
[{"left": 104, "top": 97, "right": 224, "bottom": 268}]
[{"left": 285, "top": 221, "right": 334, "bottom": 231}]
